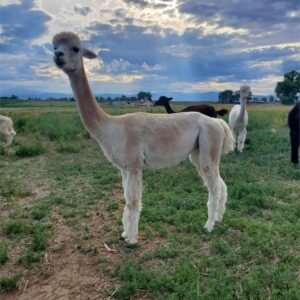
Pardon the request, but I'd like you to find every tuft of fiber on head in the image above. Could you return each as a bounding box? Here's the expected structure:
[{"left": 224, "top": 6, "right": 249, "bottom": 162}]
[
  {"left": 240, "top": 85, "right": 251, "bottom": 93},
  {"left": 52, "top": 32, "right": 81, "bottom": 46}
]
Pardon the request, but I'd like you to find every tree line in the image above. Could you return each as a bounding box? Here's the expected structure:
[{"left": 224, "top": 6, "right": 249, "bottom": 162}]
[
  {"left": 0, "top": 91, "right": 153, "bottom": 103},
  {"left": 218, "top": 70, "right": 299, "bottom": 104}
]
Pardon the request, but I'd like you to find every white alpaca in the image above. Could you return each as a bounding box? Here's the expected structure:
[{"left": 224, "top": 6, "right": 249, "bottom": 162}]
[
  {"left": 229, "top": 85, "right": 251, "bottom": 152},
  {"left": 0, "top": 115, "right": 16, "bottom": 147},
  {"left": 52, "top": 32, "right": 234, "bottom": 244}
]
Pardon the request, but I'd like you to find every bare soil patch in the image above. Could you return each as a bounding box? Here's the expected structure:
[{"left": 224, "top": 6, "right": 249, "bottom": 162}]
[{"left": 3, "top": 186, "right": 162, "bottom": 300}]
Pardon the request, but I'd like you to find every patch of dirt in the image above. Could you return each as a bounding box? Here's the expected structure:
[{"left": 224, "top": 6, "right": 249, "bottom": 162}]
[
  {"left": 4, "top": 205, "right": 119, "bottom": 300},
  {"left": 3, "top": 186, "right": 163, "bottom": 300}
]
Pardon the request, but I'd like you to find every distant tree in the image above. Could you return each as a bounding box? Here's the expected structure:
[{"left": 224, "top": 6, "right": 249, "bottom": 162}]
[
  {"left": 10, "top": 94, "right": 19, "bottom": 100},
  {"left": 130, "top": 96, "right": 137, "bottom": 102},
  {"left": 218, "top": 90, "right": 237, "bottom": 103},
  {"left": 275, "top": 70, "right": 300, "bottom": 104},
  {"left": 137, "top": 91, "right": 152, "bottom": 102},
  {"left": 120, "top": 95, "right": 127, "bottom": 102},
  {"left": 269, "top": 95, "right": 274, "bottom": 102}
]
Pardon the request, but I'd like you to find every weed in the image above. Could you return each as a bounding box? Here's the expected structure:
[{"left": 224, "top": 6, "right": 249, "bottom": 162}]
[
  {"left": 0, "top": 179, "right": 32, "bottom": 198},
  {"left": 31, "top": 229, "right": 48, "bottom": 252},
  {"left": 0, "top": 145, "right": 5, "bottom": 155},
  {"left": 3, "top": 220, "right": 28, "bottom": 236},
  {"left": 18, "top": 250, "right": 43, "bottom": 266},
  {"left": 0, "top": 275, "right": 20, "bottom": 292},
  {"left": 56, "top": 139, "right": 84, "bottom": 153},
  {"left": 31, "top": 202, "right": 52, "bottom": 220},
  {"left": 15, "top": 141, "right": 45, "bottom": 157},
  {"left": 0, "top": 243, "right": 9, "bottom": 265}
]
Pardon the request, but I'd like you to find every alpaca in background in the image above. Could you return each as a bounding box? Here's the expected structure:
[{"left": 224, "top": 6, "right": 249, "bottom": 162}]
[
  {"left": 0, "top": 115, "right": 16, "bottom": 147},
  {"left": 288, "top": 102, "right": 300, "bottom": 164},
  {"left": 52, "top": 32, "right": 234, "bottom": 244},
  {"left": 229, "top": 85, "right": 251, "bottom": 152},
  {"left": 154, "top": 96, "right": 228, "bottom": 118}
]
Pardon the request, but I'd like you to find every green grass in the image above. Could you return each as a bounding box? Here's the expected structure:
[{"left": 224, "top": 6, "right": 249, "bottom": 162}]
[
  {"left": 0, "top": 275, "right": 20, "bottom": 292},
  {"left": 3, "top": 220, "right": 29, "bottom": 236},
  {"left": 0, "top": 243, "right": 9, "bottom": 265},
  {"left": 0, "top": 101, "right": 299, "bottom": 298},
  {"left": 15, "top": 140, "right": 45, "bottom": 157}
]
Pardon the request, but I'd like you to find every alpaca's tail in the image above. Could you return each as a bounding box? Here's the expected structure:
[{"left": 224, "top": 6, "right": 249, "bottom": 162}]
[
  {"left": 216, "top": 108, "right": 228, "bottom": 116},
  {"left": 214, "top": 119, "right": 235, "bottom": 154}
]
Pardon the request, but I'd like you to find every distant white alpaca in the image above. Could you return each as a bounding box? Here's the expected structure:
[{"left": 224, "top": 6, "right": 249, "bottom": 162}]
[
  {"left": 52, "top": 32, "right": 234, "bottom": 244},
  {"left": 229, "top": 85, "right": 251, "bottom": 152},
  {"left": 0, "top": 115, "right": 16, "bottom": 147}
]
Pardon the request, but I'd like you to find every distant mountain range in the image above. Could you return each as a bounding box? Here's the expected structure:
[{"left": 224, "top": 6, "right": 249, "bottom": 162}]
[{"left": 0, "top": 87, "right": 273, "bottom": 102}]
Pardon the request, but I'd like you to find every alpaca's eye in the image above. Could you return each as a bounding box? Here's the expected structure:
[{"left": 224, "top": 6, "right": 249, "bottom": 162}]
[{"left": 72, "top": 47, "right": 79, "bottom": 53}]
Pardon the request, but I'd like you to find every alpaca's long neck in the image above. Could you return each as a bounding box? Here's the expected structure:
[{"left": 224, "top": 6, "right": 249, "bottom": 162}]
[
  {"left": 163, "top": 102, "right": 176, "bottom": 114},
  {"left": 68, "top": 68, "right": 109, "bottom": 136},
  {"left": 238, "top": 96, "right": 247, "bottom": 120}
]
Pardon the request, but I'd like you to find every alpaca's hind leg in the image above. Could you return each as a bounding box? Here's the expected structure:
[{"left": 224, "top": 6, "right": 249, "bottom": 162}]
[
  {"left": 202, "top": 164, "right": 221, "bottom": 231},
  {"left": 230, "top": 128, "right": 237, "bottom": 150},
  {"left": 121, "top": 169, "right": 142, "bottom": 244},
  {"left": 121, "top": 170, "right": 129, "bottom": 239},
  {"left": 290, "top": 130, "right": 299, "bottom": 164},
  {"left": 191, "top": 148, "right": 221, "bottom": 232},
  {"left": 216, "top": 177, "right": 227, "bottom": 222},
  {"left": 237, "top": 129, "right": 247, "bottom": 152}
]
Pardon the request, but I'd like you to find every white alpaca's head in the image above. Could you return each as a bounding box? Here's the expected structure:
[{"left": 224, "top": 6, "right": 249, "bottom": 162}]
[
  {"left": 52, "top": 32, "right": 97, "bottom": 73},
  {"left": 236, "top": 85, "right": 251, "bottom": 99}
]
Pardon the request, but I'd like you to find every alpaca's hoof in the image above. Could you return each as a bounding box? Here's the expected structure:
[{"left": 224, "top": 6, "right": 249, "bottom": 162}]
[
  {"left": 215, "top": 214, "right": 223, "bottom": 223},
  {"left": 121, "top": 231, "right": 128, "bottom": 239},
  {"left": 125, "top": 237, "right": 138, "bottom": 245},
  {"left": 204, "top": 221, "right": 215, "bottom": 232}
]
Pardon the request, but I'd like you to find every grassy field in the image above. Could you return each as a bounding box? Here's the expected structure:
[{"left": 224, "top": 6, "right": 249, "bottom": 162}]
[{"left": 0, "top": 101, "right": 299, "bottom": 299}]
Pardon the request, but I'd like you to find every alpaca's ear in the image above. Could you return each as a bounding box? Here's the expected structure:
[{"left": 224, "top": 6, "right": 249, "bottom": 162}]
[{"left": 83, "top": 48, "right": 97, "bottom": 59}]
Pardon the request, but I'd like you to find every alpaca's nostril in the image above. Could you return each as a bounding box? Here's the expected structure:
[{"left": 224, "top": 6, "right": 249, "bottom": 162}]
[{"left": 55, "top": 51, "right": 64, "bottom": 58}]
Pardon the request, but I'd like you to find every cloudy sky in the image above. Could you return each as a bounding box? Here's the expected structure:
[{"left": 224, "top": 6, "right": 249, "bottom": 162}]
[{"left": 0, "top": 0, "right": 299, "bottom": 98}]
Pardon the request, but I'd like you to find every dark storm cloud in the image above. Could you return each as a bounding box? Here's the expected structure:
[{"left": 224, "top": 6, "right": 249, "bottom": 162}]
[
  {"left": 74, "top": 5, "right": 92, "bottom": 16},
  {"left": 1, "top": 0, "right": 298, "bottom": 93},
  {"left": 86, "top": 18, "right": 299, "bottom": 84},
  {"left": 123, "top": 0, "right": 150, "bottom": 9},
  {"left": 178, "top": 0, "right": 300, "bottom": 35},
  {"left": 0, "top": 0, "right": 51, "bottom": 53}
]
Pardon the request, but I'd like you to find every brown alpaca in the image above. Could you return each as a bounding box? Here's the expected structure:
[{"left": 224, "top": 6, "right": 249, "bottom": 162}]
[{"left": 155, "top": 96, "right": 228, "bottom": 118}]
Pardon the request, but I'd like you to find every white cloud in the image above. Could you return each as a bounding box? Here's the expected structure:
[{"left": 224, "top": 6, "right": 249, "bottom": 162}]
[{"left": 0, "top": 0, "right": 21, "bottom": 5}]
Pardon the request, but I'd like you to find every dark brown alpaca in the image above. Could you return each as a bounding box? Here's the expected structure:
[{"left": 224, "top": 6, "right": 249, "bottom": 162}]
[
  {"left": 288, "top": 102, "right": 300, "bottom": 164},
  {"left": 154, "top": 96, "right": 228, "bottom": 118}
]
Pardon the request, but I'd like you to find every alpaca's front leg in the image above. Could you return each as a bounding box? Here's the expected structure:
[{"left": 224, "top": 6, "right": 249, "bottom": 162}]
[
  {"left": 5, "top": 132, "right": 15, "bottom": 147},
  {"left": 121, "top": 169, "right": 142, "bottom": 244},
  {"left": 237, "top": 129, "right": 247, "bottom": 152},
  {"left": 290, "top": 130, "right": 299, "bottom": 164}
]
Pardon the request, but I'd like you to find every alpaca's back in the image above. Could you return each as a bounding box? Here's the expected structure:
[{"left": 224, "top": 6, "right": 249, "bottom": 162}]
[{"left": 182, "top": 105, "right": 218, "bottom": 118}]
